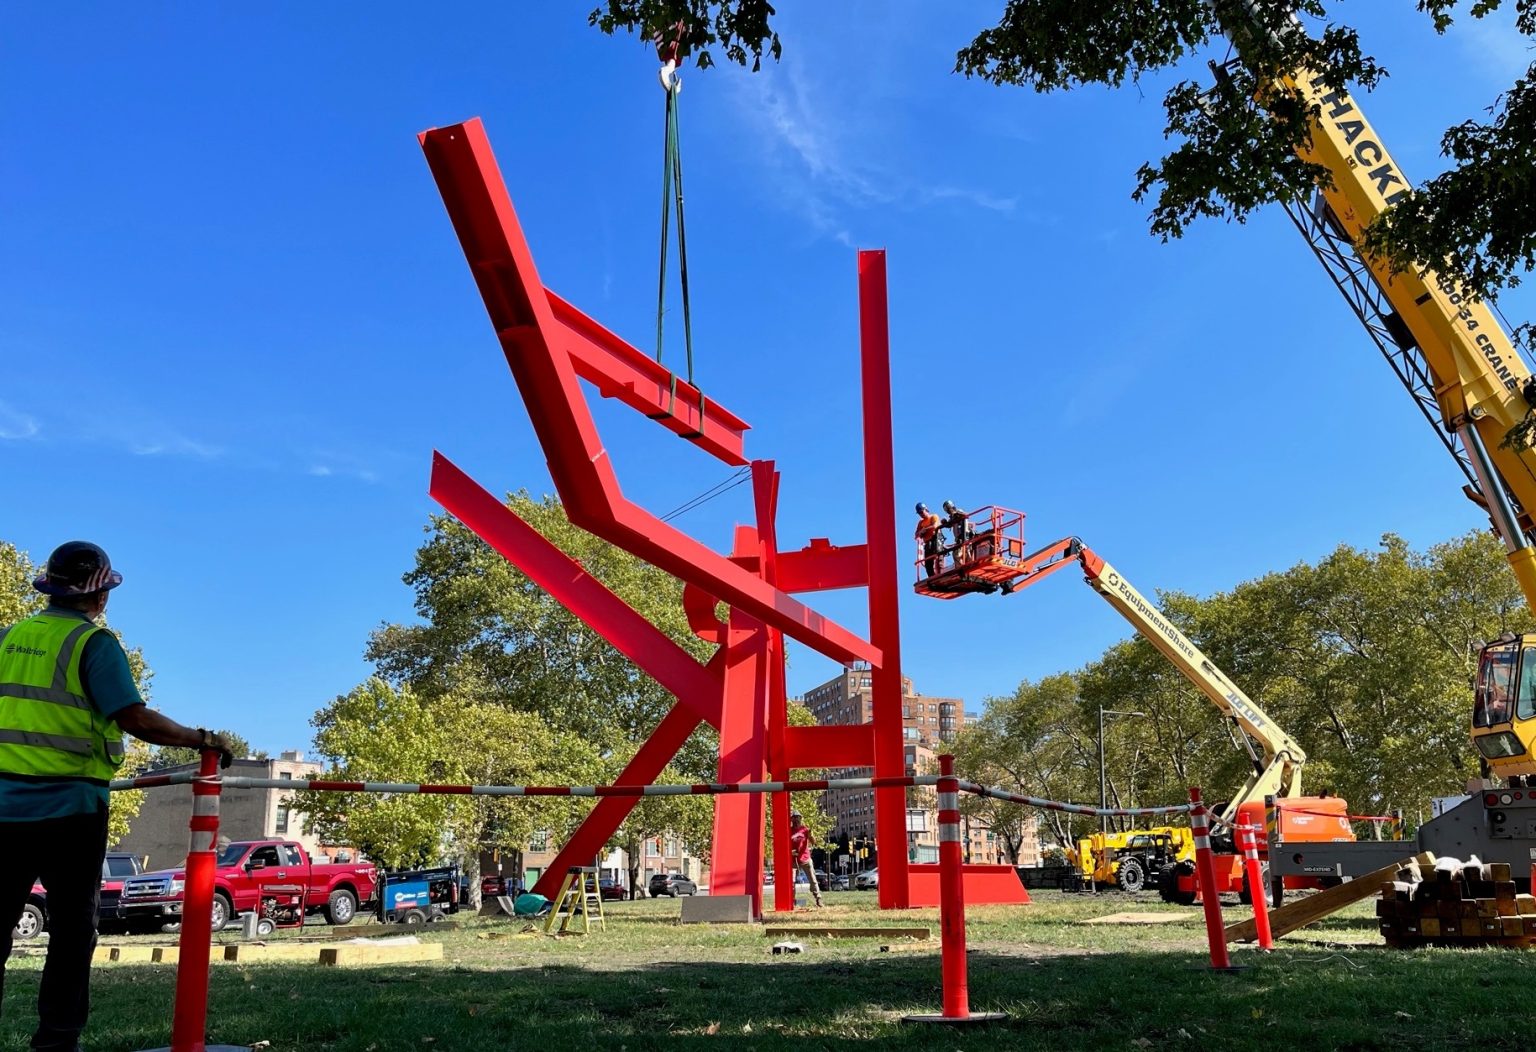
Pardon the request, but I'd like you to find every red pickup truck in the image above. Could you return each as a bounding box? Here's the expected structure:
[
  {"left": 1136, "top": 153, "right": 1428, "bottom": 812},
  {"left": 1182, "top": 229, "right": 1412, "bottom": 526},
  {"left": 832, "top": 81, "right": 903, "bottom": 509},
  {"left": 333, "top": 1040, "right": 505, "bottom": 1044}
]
[{"left": 117, "top": 840, "right": 377, "bottom": 932}]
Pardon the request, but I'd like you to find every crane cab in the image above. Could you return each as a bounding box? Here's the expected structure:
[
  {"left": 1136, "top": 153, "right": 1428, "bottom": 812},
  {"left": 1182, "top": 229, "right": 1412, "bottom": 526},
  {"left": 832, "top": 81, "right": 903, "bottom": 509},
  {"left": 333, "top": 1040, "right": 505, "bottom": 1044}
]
[
  {"left": 1473, "top": 635, "right": 1536, "bottom": 780},
  {"left": 913, "top": 506, "right": 1029, "bottom": 599}
]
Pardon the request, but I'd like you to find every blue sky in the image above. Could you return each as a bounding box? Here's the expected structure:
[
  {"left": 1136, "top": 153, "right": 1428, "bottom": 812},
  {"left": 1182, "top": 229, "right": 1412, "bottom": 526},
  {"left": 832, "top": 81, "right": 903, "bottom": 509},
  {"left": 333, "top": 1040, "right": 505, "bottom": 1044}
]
[{"left": 4, "top": 3, "right": 1533, "bottom": 753}]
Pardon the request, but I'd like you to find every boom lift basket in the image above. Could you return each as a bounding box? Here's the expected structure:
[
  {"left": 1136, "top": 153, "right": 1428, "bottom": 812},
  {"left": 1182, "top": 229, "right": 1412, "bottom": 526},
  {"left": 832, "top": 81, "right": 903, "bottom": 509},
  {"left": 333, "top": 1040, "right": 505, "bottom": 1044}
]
[{"left": 914, "top": 506, "right": 1029, "bottom": 599}]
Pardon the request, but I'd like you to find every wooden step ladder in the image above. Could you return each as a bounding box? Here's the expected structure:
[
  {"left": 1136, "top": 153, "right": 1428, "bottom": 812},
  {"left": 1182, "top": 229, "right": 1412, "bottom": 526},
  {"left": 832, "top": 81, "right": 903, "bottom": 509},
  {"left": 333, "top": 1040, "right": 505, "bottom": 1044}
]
[{"left": 544, "top": 866, "right": 606, "bottom": 935}]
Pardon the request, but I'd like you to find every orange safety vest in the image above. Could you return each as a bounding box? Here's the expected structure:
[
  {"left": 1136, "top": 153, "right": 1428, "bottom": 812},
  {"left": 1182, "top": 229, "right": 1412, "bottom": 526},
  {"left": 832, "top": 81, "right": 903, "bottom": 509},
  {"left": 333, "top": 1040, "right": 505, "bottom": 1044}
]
[{"left": 914, "top": 513, "right": 942, "bottom": 541}]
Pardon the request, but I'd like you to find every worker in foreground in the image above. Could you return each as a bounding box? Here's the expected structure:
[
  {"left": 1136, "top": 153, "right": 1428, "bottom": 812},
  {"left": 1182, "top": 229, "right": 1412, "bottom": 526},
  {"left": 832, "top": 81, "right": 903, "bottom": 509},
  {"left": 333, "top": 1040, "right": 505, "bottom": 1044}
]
[{"left": 0, "top": 541, "right": 234, "bottom": 1052}]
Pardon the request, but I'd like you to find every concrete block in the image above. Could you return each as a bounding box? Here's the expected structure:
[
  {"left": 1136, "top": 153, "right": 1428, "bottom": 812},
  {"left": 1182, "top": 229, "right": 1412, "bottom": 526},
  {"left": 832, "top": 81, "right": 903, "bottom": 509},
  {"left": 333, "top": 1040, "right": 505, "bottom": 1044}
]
[{"left": 680, "top": 894, "right": 755, "bottom": 924}]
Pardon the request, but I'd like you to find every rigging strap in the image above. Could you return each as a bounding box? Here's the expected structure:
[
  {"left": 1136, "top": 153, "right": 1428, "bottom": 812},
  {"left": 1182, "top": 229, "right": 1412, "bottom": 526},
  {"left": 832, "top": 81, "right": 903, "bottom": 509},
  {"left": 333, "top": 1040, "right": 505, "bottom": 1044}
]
[{"left": 653, "top": 42, "right": 707, "bottom": 433}]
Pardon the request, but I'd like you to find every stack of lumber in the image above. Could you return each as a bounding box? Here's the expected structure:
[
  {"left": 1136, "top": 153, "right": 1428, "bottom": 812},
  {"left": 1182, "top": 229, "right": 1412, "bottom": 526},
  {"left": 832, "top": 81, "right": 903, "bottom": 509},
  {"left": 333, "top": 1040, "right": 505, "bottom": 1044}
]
[{"left": 1377, "top": 856, "right": 1536, "bottom": 947}]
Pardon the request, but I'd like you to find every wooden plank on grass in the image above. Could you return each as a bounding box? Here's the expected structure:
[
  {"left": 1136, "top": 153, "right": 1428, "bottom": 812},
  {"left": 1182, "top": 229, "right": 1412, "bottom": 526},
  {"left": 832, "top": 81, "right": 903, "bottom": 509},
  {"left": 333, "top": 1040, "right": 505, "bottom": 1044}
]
[
  {"left": 318, "top": 942, "right": 444, "bottom": 967},
  {"left": 111, "top": 946, "right": 157, "bottom": 963},
  {"left": 763, "top": 926, "right": 929, "bottom": 940},
  {"left": 1225, "top": 851, "right": 1433, "bottom": 944},
  {"left": 223, "top": 943, "right": 327, "bottom": 963}
]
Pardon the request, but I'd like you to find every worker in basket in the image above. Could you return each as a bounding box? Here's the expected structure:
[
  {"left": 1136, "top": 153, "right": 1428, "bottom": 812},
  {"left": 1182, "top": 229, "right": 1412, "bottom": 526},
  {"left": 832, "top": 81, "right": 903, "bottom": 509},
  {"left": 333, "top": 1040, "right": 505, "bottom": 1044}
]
[
  {"left": 941, "top": 501, "right": 974, "bottom": 563},
  {"left": 914, "top": 503, "right": 943, "bottom": 577}
]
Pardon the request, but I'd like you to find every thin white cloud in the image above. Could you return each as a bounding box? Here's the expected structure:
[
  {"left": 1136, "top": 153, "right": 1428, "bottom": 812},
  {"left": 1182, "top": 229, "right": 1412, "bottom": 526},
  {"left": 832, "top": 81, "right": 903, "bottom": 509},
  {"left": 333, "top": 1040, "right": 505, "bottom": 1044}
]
[
  {"left": 731, "top": 57, "right": 1018, "bottom": 244},
  {"left": 126, "top": 432, "right": 223, "bottom": 459},
  {"left": 304, "top": 449, "right": 380, "bottom": 483},
  {"left": 0, "top": 402, "right": 39, "bottom": 440}
]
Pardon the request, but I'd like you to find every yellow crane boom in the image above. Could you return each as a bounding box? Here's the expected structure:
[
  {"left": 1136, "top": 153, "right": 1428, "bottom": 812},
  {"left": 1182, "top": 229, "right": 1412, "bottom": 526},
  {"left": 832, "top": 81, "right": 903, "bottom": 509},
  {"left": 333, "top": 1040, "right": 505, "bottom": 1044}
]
[{"left": 1223, "top": 6, "right": 1536, "bottom": 777}]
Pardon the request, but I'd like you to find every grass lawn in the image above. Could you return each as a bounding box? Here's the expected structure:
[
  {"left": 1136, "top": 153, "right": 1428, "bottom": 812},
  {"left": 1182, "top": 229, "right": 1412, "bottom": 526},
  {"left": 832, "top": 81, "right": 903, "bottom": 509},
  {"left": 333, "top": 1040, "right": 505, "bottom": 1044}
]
[{"left": 4, "top": 890, "right": 1534, "bottom": 1051}]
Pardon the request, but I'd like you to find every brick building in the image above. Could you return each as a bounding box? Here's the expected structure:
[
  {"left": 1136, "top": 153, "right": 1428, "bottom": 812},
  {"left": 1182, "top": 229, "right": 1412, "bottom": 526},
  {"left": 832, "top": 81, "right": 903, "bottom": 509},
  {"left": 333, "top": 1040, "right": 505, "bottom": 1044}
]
[
  {"left": 802, "top": 666, "right": 963, "bottom": 842},
  {"left": 800, "top": 668, "right": 1039, "bottom": 868}
]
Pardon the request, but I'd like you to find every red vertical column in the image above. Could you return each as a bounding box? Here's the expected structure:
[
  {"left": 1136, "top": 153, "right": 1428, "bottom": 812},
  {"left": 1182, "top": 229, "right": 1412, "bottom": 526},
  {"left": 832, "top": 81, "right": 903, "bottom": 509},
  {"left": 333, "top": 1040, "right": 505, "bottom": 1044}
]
[
  {"left": 858, "top": 249, "right": 910, "bottom": 909},
  {"left": 709, "top": 572, "right": 771, "bottom": 917}
]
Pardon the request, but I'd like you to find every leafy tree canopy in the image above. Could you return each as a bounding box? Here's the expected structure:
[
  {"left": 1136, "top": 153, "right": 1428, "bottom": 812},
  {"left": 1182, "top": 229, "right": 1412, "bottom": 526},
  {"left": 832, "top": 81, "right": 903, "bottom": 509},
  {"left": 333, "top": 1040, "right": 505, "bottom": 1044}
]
[{"left": 588, "top": 1, "right": 1536, "bottom": 300}]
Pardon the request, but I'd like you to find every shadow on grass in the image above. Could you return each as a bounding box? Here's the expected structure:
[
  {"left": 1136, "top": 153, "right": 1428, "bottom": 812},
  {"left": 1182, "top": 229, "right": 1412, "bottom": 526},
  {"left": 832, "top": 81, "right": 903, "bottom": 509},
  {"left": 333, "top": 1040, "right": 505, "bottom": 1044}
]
[{"left": 6, "top": 942, "right": 1536, "bottom": 1052}]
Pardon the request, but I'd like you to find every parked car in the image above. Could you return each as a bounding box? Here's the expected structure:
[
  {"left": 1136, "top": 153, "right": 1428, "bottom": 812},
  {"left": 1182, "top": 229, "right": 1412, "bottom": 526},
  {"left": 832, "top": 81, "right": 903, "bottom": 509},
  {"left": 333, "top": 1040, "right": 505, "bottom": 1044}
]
[
  {"left": 13, "top": 852, "right": 144, "bottom": 940},
  {"left": 826, "top": 872, "right": 851, "bottom": 891},
  {"left": 598, "top": 878, "right": 626, "bottom": 901},
  {"left": 648, "top": 872, "right": 698, "bottom": 897},
  {"left": 118, "top": 840, "right": 378, "bottom": 932},
  {"left": 795, "top": 869, "right": 832, "bottom": 888},
  {"left": 480, "top": 874, "right": 524, "bottom": 899},
  {"left": 854, "top": 867, "right": 879, "bottom": 890}
]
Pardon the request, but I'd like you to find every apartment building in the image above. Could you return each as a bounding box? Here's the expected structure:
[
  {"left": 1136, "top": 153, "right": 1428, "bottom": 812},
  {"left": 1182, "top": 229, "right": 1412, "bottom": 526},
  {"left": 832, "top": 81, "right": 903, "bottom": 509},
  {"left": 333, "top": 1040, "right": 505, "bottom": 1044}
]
[{"left": 803, "top": 666, "right": 963, "bottom": 842}]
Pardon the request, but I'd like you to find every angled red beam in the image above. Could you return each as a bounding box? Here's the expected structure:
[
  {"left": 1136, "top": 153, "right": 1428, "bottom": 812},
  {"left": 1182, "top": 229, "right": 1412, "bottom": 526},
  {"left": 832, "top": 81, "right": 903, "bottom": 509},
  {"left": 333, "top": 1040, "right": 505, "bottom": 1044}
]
[
  {"left": 419, "top": 122, "right": 615, "bottom": 525},
  {"left": 548, "top": 291, "right": 748, "bottom": 466},
  {"left": 777, "top": 541, "right": 870, "bottom": 594},
  {"left": 784, "top": 724, "right": 875, "bottom": 768},
  {"left": 430, "top": 452, "right": 724, "bottom": 724},
  {"left": 531, "top": 698, "right": 710, "bottom": 899},
  {"left": 421, "top": 119, "right": 879, "bottom": 669}
]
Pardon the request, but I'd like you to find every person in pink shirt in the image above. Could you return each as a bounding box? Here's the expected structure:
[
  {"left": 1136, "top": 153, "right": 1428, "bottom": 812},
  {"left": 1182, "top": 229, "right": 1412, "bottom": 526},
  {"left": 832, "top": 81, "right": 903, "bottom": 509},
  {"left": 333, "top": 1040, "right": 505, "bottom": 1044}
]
[{"left": 788, "top": 810, "right": 823, "bottom": 908}]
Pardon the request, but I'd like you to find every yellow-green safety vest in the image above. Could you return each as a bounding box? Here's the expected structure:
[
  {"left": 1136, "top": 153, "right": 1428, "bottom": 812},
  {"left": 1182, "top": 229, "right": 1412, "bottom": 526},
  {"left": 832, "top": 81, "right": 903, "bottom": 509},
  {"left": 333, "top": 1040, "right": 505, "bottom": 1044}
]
[{"left": 0, "top": 612, "right": 126, "bottom": 785}]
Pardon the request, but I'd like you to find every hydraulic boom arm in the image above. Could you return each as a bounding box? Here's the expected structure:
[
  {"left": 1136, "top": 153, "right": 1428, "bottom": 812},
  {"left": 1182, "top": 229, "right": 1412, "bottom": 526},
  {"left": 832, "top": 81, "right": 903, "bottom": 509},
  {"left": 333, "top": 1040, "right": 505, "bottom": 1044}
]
[
  {"left": 1075, "top": 544, "right": 1306, "bottom": 819},
  {"left": 1001, "top": 536, "right": 1307, "bottom": 821}
]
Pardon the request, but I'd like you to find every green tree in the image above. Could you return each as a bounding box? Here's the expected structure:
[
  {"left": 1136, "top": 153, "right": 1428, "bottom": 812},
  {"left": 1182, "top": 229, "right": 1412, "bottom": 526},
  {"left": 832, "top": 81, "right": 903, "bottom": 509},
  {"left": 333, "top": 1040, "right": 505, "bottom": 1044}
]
[
  {"left": 951, "top": 674, "right": 1098, "bottom": 851},
  {"left": 590, "top": 2, "right": 1536, "bottom": 303},
  {"left": 303, "top": 678, "right": 606, "bottom": 901},
  {"left": 368, "top": 496, "right": 718, "bottom": 781}
]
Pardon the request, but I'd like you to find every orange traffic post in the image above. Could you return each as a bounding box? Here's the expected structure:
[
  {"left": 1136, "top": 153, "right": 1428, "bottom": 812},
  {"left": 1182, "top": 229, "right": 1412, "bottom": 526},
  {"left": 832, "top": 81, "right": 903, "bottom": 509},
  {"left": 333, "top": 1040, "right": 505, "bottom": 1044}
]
[
  {"left": 1189, "top": 786, "right": 1241, "bottom": 972},
  {"left": 901, "top": 755, "right": 1005, "bottom": 1026},
  {"left": 1238, "top": 818, "right": 1274, "bottom": 951},
  {"left": 135, "top": 749, "right": 247, "bottom": 1052}
]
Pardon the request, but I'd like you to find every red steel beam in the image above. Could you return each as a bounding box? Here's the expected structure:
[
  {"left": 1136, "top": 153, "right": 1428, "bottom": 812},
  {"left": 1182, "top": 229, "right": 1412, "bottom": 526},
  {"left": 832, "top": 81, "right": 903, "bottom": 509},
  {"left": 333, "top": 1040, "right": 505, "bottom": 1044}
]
[
  {"left": 777, "top": 540, "right": 870, "bottom": 594},
  {"left": 429, "top": 452, "right": 723, "bottom": 725},
  {"left": 531, "top": 699, "right": 709, "bottom": 899},
  {"left": 548, "top": 291, "right": 748, "bottom": 466},
  {"left": 784, "top": 724, "right": 875, "bottom": 769},
  {"left": 859, "top": 250, "right": 911, "bottom": 909},
  {"left": 420, "top": 119, "right": 878, "bottom": 670}
]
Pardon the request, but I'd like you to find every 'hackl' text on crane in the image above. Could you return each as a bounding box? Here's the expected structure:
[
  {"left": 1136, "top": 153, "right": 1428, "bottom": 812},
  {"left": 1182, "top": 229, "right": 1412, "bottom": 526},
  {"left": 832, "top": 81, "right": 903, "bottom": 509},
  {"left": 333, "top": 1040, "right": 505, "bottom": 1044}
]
[{"left": 1308, "top": 76, "right": 1411, "bottom": 208}]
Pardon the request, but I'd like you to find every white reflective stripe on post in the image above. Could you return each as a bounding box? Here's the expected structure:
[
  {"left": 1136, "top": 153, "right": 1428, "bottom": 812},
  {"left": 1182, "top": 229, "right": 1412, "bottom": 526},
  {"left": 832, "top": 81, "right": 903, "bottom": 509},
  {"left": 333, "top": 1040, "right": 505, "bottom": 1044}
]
[
  {"left": 940, "top": 825, "right": 961, "bottom": 843},
  {"left": 193, "top": 795, "right": 220, "bottom": 816},
  {"left": 190, "top": 830, "right": 214, "bottom": 852},
  {"left": 938, "top": 790, "right": 958, "bottom": 811}
]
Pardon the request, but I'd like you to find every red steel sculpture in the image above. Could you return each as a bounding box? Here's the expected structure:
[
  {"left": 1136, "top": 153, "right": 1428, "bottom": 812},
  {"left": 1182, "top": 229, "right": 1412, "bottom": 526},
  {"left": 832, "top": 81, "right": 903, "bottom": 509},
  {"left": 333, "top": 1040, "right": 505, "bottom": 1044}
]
[{"left": 418, "top": 118, "right": 1027, "bottom": 912}]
